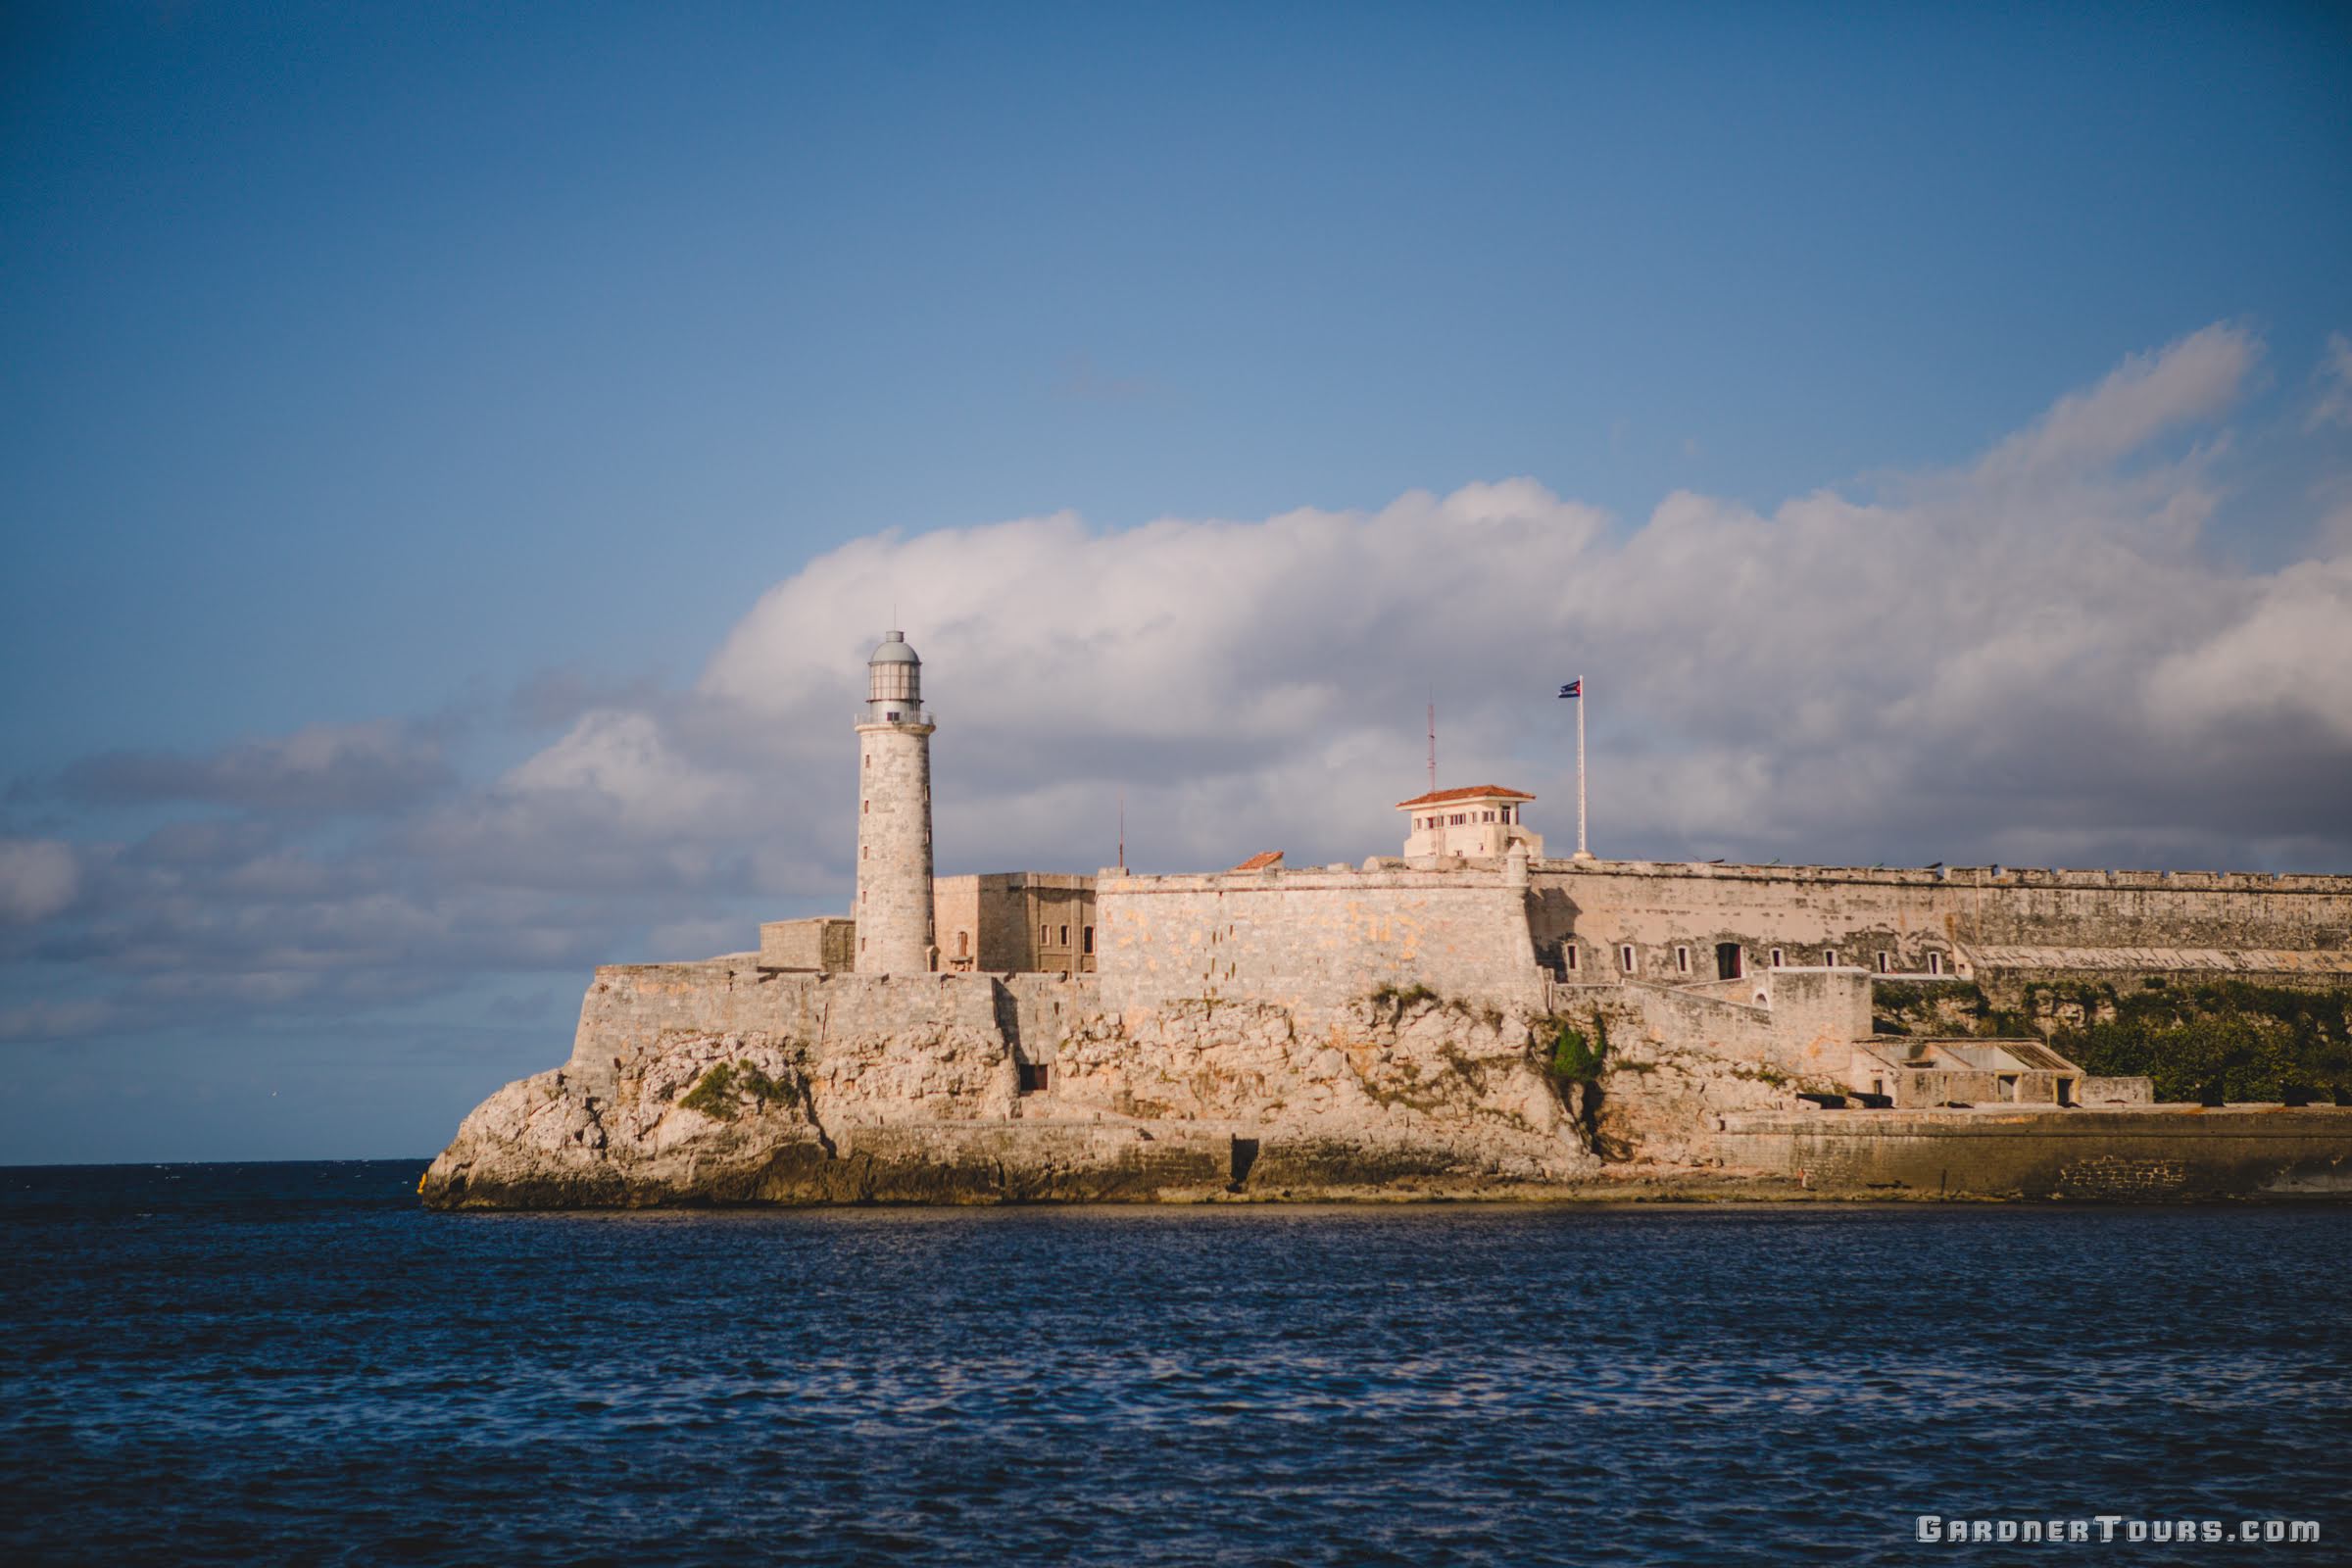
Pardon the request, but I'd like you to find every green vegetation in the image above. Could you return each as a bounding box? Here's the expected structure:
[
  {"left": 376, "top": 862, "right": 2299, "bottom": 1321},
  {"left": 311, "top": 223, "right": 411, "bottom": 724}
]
[
  {"left": 1869, "top": 976, "right": 2352, "bottom": 1102},
  {"left": 2045, "top": 982, "right": 2352, "bottom": 1104},
  {"left": 1871, "top": 979, "right": 2031, "bottom": 1039},
  {"left": 677, "top": 1060, "right": 805, "bottom": 1122},
  {"left": 1536, "top": 1013, "right": 1618, "bottom": 1155},
  {"left": 1544, "top": 1016, "right": 1608, "bottom": 1085}
]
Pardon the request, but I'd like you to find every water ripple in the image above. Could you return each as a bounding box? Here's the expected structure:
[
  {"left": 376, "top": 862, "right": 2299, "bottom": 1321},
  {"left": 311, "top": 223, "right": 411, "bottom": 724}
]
[{"left": 3, "top": 1165, "right": 2349, "bottom": 1565}]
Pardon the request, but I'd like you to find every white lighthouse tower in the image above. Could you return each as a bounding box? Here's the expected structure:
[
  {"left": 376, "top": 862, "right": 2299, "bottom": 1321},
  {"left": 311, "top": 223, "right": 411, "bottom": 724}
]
[{"left": 854, "top": 630, "right": 937, "bottom": 974}]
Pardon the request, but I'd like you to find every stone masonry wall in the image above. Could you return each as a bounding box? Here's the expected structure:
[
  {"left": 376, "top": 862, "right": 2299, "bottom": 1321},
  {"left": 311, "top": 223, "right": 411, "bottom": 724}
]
[
  {"left": 758, "top": 918, "right": 855, "bottom": 971},
  {"left": 563, "top": 959, "right": 1006, "bottom": 1107},
  {"left": 1712, "top": 1105, "right": 2352, "bottom": 1199},
  {"left": 1531, "top": 860, "right": 2352, "bottom": 982},
  {"left": 1095, "top": 865, "right": 1545, "bottom": 1023}
]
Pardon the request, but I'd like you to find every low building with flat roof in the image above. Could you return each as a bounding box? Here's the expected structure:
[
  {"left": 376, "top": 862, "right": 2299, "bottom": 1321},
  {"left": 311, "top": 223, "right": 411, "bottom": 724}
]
[{"left": 1397, "top": 784, "right": 1543, "bottom": 863}]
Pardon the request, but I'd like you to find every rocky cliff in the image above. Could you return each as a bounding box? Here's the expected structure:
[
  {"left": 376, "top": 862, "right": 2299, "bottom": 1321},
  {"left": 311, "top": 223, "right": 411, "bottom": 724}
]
[
  {"left": 421, "top": 956, "right": 2352, "bottom": 1206},
  {"left": 419, "top": 962, "right": 1624, "bottom": 1208}
]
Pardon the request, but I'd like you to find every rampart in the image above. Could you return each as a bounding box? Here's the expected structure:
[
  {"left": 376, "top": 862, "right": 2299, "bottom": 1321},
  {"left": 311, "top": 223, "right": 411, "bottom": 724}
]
[
  {"left": 1528, "top": 859, "right": 2352, "bottom": 986},
  {"left": 1095, "top": 863, "right": 1544, "bottom": 1022},
  {"left": 563, "top": 957, "right": 1012, "bottom": 1111},
  {"left": 1712, "top": 1105, "right": 2352, "bottom": 1199},
  {"left": 428, "top": 856, "right": 2352, "bottom": 1209}
]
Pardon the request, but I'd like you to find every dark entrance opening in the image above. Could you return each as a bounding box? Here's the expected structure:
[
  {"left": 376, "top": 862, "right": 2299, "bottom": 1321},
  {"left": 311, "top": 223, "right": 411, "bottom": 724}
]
[
  {"left": 1017, "top": 1062, "right": 1051, "bottom": 1093},
  {"left": 1715, "top": 943, "right": 1743, "bottom": 980},
  {"left": 1229, "top": 1137, "right": 1260, "bottom": 1189}
]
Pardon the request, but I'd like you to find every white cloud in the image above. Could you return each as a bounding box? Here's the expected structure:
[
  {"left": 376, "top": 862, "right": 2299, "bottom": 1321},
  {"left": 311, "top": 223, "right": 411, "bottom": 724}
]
[
  {"left": 2310, "top": 331, "right": 2352, "bottom": 432},
  {"left": 499, "top": 709, "right": 759, "bottom": 831},
  {"left": 2150, "top": 557, "right": 2352, "bottom": 743},
  {"left": 0, "top": 839, "right": 79, "bottom": 924},
  {"left": 0, "top": 998, "right": 113, "bottom": 1042},
  {"left": 61, "top": 720, "right": 450, "bottom": 813},
  {"left": 14, "top": 320, "right": 2350, "bottom": 1055},
  {"left": 659, "top": 320, "right": 2345, "bottom": 872},
  {"left": 1974, "top": 322, "right": 2256, "bottom": 483}
]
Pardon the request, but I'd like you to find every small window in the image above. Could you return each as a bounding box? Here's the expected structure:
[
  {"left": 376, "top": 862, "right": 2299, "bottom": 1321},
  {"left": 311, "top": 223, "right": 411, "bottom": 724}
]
[
  {"left": 861, "top": 845, "right": 868, "bottom": 859},
  {"left": 862, "top": 799, "right": 869, "bottom": 814},
  {"left": 1927, "top": 952, "right": 1944, "bottom": 976},
  {"left": 1877, "top": 953, "right": 1891, "bottom": 974},
  {"left": 1564, "top": 946, "right": 1579, "bottom": 972},
  {"left": 1770, "top": 948, "right": 1785, "bottom": 968},
  {"left": 859, "top": 937, "right": 866, "bottom": 951},
  {"left": 1041, "top": 923, "right": 1050, "bottom": 946},
  {"left": 1059, "top": 925, "right": 1069, "bottom": 946},
  {"left": 1675, "top": 946, "right": 1690, "bottom": 974},
  {"left": 1824, "top": 949, "right": 1838, "bottom": 968},
  {"left": 956, "top": 931, "right": 969, "bottom": 956},
  {"left": 1620, "top": 945, "right": 1637, "bottom": 973},
  {"left": 886, "top": 710, "right": 902, "bottom": 721},
  {"left": 1082, "top": 926, "right": 1094, "bottom": 955}
]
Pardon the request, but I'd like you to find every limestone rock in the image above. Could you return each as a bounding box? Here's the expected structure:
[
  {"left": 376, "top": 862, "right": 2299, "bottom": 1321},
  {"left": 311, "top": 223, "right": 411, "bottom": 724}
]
[{"left": 420, "top": 966, "right": 1606, "bottom": 1209}]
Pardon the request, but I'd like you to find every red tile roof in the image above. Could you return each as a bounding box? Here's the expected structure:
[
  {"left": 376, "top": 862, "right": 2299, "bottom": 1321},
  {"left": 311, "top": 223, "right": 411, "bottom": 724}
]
[
  {"left": 1229, "top": 850, "right": 1285, "bottom": 871},
  {"left": 1395, "top": 784, "right": 1535, "bottom": 809}
]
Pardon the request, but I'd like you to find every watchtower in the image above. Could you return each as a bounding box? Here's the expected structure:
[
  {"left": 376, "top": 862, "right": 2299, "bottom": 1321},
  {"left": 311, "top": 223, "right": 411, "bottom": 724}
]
[{"left": 854, "top": 631, "right": 937, "bottom": 973}]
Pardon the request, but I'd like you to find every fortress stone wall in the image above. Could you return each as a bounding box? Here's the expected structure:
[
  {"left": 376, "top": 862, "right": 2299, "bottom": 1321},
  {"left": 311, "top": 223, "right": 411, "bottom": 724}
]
[
  {"left": 1714, "top": 1105, "right": 2352, "bottom": 1199},
  {"left": 1525, "top": 859, "right": 2352, "bottom": 987},
  {"left": 1095, "top": 862, "right": 1545, "bottom": 1022},
  {"left": 935, "top": 873, "right": 1096, "bottom": 973},
  {"left": 1061, "top": 856, "right": 2352, "bottom": 1013},
  {"left": 423, "top": 630, "right": 2352, "bottom": 1209}
]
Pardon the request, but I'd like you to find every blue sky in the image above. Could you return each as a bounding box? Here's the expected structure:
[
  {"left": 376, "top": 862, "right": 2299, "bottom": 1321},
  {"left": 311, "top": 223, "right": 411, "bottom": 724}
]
[{"left": 4, "top": 2, "right": 2349, "bottom": 1162}]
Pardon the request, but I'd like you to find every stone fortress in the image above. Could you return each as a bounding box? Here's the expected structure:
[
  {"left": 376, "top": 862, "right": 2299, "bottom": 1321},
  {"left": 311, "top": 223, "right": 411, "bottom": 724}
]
[{"left": 422, "top": 632, "right": 2352, "bottom": 1207}]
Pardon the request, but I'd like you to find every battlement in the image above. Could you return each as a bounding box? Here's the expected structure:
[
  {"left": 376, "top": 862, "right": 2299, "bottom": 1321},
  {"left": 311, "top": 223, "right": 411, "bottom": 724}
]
[
  {"left": 1529, "top": 858, "right": 2352, "bottom": 896},
  {"left": 1099, "top": 861, "right": 1515, "bottom": 895}
]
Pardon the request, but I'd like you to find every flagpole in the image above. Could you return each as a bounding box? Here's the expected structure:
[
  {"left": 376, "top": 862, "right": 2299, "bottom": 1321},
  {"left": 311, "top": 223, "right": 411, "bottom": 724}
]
[{"left": 1576, "top": 681, "right": 1589, "bottom": 859}]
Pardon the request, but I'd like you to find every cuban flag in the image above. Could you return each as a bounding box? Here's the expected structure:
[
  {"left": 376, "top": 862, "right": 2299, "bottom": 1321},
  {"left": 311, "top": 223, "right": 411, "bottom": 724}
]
[{"left": 1558, "top": 680, "right": 1581, "bottom": 699}]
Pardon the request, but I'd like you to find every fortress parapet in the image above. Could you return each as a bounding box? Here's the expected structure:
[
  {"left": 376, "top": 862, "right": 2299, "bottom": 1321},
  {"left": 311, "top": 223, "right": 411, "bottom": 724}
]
[
  {"left": 429, "top": 629, "right": 2352, "bottom": 1209},
  {"left": 1525, "top": 857, "right": 2352, "bottom": 991},
  {"left": 1095, "top": 859, "right": 1544, "bottom": 1021}
]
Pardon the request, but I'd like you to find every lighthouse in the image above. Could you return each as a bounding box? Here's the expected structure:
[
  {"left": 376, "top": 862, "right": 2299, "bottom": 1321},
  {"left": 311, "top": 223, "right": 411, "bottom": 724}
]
[{"left": 854, "top": 630, "right": 937, "bottom": 974}]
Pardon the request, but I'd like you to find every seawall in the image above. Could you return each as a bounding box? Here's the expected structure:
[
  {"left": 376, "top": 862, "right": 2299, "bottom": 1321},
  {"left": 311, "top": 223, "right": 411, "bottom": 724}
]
[{"left": 1713, "top": 1105, "right": 2352, "bottom": 1199}]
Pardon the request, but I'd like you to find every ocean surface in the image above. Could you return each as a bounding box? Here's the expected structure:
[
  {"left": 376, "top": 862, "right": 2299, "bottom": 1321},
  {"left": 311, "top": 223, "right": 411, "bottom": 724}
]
[{"left": 3, "top": 1164, "right": 2348, "bottom": 1565}]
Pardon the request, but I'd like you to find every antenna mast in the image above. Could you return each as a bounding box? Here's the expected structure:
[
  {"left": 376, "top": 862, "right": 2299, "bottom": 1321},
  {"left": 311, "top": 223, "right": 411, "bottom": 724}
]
[{"left": 1427, "top": 702, "right": 1437, "bottom": 795}]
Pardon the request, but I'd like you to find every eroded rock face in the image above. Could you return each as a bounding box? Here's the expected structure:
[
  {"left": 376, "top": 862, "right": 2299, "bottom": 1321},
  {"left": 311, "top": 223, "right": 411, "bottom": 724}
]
[
  {"left": 1589, "top": 1039, "right": 1820, "bottom": 1167},
  {"left": 419, "top": 969, "right": 1603, "bottom": 1209}
]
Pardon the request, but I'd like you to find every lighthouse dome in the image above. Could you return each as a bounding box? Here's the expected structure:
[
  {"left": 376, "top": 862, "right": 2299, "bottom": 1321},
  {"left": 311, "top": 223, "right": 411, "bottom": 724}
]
[{"left": 865, "top": 630, "right": 922, "bottom": 710}]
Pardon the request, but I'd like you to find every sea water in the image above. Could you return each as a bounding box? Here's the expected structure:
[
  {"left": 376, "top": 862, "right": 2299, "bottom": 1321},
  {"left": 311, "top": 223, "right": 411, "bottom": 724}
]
[{"left": 3, "top": 1161, "right": 2347, "bottom": 1564}]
